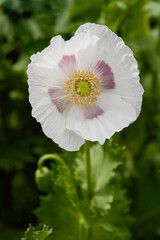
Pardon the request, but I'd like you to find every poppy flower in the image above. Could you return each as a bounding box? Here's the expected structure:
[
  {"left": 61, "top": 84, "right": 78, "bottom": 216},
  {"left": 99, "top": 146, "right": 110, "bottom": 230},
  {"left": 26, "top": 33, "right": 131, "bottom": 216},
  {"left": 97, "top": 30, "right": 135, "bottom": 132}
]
[{"left": 27, "top": 23, "right": 144, "bottom": 151}]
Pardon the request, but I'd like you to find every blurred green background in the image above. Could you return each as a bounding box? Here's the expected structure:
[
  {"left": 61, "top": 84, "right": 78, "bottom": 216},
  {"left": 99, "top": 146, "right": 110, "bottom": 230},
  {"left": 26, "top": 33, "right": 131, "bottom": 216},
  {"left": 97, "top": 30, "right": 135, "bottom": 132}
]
[{"left": 0, "top": 0, "right": 160, "bottom": 239}]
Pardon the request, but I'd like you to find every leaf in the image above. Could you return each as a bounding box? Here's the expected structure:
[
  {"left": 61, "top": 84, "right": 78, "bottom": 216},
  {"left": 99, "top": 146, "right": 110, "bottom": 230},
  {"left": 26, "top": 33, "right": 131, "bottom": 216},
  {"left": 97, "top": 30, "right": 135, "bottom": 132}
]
[
  {"left": 34, "top": 225, "right": 53, "bottom": 240},
  {"left": 99, "top": 1, "right": 127, "bottom": 32},
  {"left": 22, "top": 225, "right": 34, "bottom": 240},
  {"left": 54, "top": 0, "right": 74, "bottom": 33},
  {"left": 35, "top": 141, "right": 132, "bottom": 240},
  {"left": 75, "top": 141, "right": 123, "bottom": 214},
  {"left": 35, "top": 191, "right": 80, "bottom": 240},
  {"left": 57, "top": 162, "right": 80, "bottom": 206},
  {"left": 144, "top": 1, "right": 160, "bottom": 18},
  {"left": 21, "top": 224, "right": 52, "bottom": 240}
]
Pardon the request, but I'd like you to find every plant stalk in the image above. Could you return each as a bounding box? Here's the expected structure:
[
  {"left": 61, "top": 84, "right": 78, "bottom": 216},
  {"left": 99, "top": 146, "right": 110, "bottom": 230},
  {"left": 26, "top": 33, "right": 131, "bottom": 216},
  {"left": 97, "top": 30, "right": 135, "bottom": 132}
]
[{"left": 85, "top": 141, "right": 92, "bottom": 200}]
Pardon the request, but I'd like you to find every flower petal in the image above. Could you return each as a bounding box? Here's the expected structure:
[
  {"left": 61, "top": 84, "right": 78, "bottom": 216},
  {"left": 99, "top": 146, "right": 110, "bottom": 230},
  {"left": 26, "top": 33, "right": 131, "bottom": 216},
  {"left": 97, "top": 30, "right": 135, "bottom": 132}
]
[
  {"left": 48, "top": 87, "right": 68, "bottom": 114},
  {"left": 92, "top": 60, "right": 115, "bottom": 90},
  {"left": 65, "top": 106, "right": 108, "bottom": 144},
  {"left": 67, "top": 31, "right": 99, "bottom": 72},
  {"left": 65, "top": 92, "right": 137, "bottom": 144},
  {"left": 75, "top": 23, "right": 109, "bottom": 39},
  {"left": 30, "top": 36, "right": 65, "bottom": 67},
  {"left": 58, "top": 54, "right": 77, "bottom": 76},
  {"left": 113, "top": 77, "right": 144, "bottom": 116},
  {"left": 28, "top": 23, "right": 143, "bottom": 151},
  {"left": 76, "top": 23, "right": 143, "bottom": 115},
  {"left": 31, "top": 98, "right": 84, "bottom": 151},
  {"left": 97, "top": 92, "right": 137, "bottom": 132},
  {"left": 75, "top": 23, "right": 139, "bottom": 81},
  {"left": 84, "top": 104, "right": 104, "bottom": 119}
]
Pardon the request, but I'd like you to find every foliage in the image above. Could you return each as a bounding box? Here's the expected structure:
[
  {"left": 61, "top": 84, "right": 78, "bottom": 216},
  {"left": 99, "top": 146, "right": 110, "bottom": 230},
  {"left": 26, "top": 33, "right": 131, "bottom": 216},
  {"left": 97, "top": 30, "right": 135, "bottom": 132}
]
[
  {"left": 0, "top": 0, "right": 160, "bottom": 239},
  {"left": 21, "top": 224, "right": 52, "bottom": 240},
  {"left": 35, "top": 142, "right": 132, "bottom": 240}
]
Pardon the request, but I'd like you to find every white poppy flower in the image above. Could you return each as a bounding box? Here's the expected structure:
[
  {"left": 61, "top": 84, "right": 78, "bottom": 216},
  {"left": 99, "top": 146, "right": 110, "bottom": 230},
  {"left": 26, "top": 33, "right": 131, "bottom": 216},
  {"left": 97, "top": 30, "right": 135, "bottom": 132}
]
[{"left": 27, "top": 23, "right": 144, "bottom": 151}]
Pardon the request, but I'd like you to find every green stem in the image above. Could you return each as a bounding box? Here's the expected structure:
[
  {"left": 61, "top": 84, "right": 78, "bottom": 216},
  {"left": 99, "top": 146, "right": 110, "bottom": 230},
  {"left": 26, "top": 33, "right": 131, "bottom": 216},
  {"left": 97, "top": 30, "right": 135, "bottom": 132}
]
[
  {"left": 85, "top": 141, "right": 92, "bottom": 199},
  {"left": 38, "top": 153, "right": 64, "bottom": 169},
  {"left": 79, "top": 212, "right": 91, "bottom": 240}
]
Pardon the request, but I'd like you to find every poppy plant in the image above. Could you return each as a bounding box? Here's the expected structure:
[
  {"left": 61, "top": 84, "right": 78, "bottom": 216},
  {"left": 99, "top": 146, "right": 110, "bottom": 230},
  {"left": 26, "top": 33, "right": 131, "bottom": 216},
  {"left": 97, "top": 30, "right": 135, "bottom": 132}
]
[{"left": 27, "top": 23, "right": 143, "bottom": 151}]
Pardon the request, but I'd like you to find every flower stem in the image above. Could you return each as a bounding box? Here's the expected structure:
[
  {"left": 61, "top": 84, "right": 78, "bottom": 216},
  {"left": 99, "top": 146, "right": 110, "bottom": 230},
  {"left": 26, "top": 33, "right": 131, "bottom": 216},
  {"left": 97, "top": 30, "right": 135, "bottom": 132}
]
[{"left": 85, "top": 141, "right": 92, "bottom": 200}]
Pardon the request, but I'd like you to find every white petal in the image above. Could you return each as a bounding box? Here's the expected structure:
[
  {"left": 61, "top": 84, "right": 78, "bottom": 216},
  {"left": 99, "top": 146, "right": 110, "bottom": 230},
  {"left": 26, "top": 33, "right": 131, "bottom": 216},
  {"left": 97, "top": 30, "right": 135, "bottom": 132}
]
[
  {"left": 76, "top": 23, "right": 143, "bottom": 116},
  {"left": 65, "top": 106, "right": 107, "bottom": 144},
  {"left": 112, "top": 78, "right": 144, "bottom": 116},
  {"left": 28, "top": 63, "right": 65, "bottom": 88},
  {"left": 65, "top": 92, "right": 137, "bottom": 144},
  {"left": 30, "top": 36, "right": 65, "bottom": 67},
  {"left": 31, "top": 99, "right": 84, "bottom": 151},
  {"left": 97, "top": 92, "right": 137, "bottom": 133},
  {"left": 58, "top": 54, "right": 77, "bottom": 78},
  {"left": 75, "top": 23, "right": 109, "bottom": 39},
  {"left": 48, "top": 87, "right": 68, "bottom": 114},
  {"left": 66, "top": 31, "right": 99, "bottom": 72},
  {"left": 27, "top": 36, "right": 68, "bottom": 89},
  {"left": 92, "top": 60, "right": 115, "bottom": 90},
  {"left": 27, "top": 23, "right": 143, "bottom": 150},
  {"left": 76, "top": 23, "right": 140, "bottom": 83}
]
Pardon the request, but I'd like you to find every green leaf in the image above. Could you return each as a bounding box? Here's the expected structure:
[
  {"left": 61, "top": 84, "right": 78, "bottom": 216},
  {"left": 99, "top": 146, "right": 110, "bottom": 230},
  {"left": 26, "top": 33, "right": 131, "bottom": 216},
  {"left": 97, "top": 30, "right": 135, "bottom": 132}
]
[
  {"left": 22, "top": 224, "right": 35, "bottom": 240},
  {"left": 75, "top": 141, "right": 123, "bottom": 214},
  {"left": 99, "top": 1, "right": 127, "bottom": 32},
  {"left": 54, "top": 0, "right": 74, "bottom": 33},
  {"left": 34, "top": 225, "right": 53, "bottom": 240},
  {"left": 144, "top": 1, "right": 160, "bottom": 18},
  {"left": 35, "top": 192, "right": 80, "bottom": 240},
  {"left": 35, "top": 141, "right": 132, "bottom": 240},
  {"left": 21, "top": 224, "right": 52, "bottom": 240},
  {"left": 57, "top": 162, "right": 80, "bottom": 206}
]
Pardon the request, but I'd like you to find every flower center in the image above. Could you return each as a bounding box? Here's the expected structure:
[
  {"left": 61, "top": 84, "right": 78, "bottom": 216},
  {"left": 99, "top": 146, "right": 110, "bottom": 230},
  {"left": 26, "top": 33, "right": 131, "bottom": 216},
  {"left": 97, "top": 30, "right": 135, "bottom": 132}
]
[
  {"left": 75, "top": 79, "right": 91, "bottom": 97},
  {"left": 64, "top": 70, "right": 101, "bottom": 107}
]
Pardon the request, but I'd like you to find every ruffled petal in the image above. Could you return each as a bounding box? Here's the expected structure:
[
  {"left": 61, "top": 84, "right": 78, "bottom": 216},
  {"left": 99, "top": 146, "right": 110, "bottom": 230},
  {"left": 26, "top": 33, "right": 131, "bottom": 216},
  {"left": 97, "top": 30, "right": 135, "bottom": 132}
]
[
  {"left": 75, "top": 23, "right": 143, "bottom": 116},
  {"left": 28, "top": 23, "right": 143, "bottom": 151},
  {"left": 66, "top": 31, "right": 99, "bottom": 72},
  {"left": 75, "top": 23, "right": 140, "bottom": 82},
  {"left": 113, "top": 77, "right": 144, "bottom": 116},
  {"left": 75, "top": 23, "right": 109, "bottom": 39},
  {"left": 48, "top": 87, "right": 68, "bottom": 114},
  {"left": 65, "top": 106, "right": 107, "bottom": 144},
  {"left": 65, "top": 92, "right": 137, "bottom": 144},
  {"left": 31, "top": 98, "right": 84, "bottom": 151},
  {"left": 97, "top": 92, "right": 137, "bottom": 132},
  {"left": 30, "top": 36, "right": 65, "bottom": 67},
  {"left": 84, "top": 104, "right": 104, "bottom": 119},
  {"left": 58, "top": 54, "right": 77, "bottom": 77},
  {"left": 92, "top": 60, "right": 115, "bottom": 90}
]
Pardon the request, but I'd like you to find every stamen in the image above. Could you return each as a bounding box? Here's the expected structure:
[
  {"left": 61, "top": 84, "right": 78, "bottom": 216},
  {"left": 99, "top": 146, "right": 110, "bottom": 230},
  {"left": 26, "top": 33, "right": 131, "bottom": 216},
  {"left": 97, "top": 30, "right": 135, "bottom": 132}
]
[{"left": 64, "top": 70, "right": 101, "bottom": 107}]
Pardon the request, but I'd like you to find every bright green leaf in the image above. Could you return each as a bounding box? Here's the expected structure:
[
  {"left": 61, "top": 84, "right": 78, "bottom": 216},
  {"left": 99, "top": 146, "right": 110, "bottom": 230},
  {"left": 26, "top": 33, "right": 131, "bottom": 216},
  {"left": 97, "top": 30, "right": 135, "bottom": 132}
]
[{"left": 21, "top": 224, "right": 52, "bottom": 240}]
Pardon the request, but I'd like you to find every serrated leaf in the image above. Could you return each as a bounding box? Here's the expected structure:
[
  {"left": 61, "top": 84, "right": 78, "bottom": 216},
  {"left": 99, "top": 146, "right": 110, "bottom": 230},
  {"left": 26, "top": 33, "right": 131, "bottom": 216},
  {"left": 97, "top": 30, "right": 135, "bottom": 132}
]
[
  {"left": 35, "top": 192, "right": 79, "bottom": 240},
  {"left": 35, "top": 141, "right": 132, "bottom": 240},
  {"left": 74, "top": 142, "right": 122, "bottom": 214},
  {"left": 57, "top": 163, "right": 80, "bottom": 206},
  {"left": 21, "top": 224, "right": 52, "bottom": 240},
  {"left": 34, "top": 225, "right": 53, "bottom": 240},
  {"left": 22, "top": 224, "right": 35, "bottom": 240}
]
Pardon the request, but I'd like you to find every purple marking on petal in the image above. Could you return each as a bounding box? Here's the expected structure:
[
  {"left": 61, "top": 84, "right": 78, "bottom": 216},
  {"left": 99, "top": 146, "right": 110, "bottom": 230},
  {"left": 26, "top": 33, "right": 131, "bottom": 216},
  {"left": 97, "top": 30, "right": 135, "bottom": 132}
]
[
  {"left": 58, "top": 54, "right": 76, "bottom": 71},
  {"left": 93, "top": 60, "right": 115, "bottom": 90},
  {"left": 84, "top": 104, "right": 104, "bottom": 120},
  {"left": 48, "top": 87, "right": 66, "bottom": 114}
]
